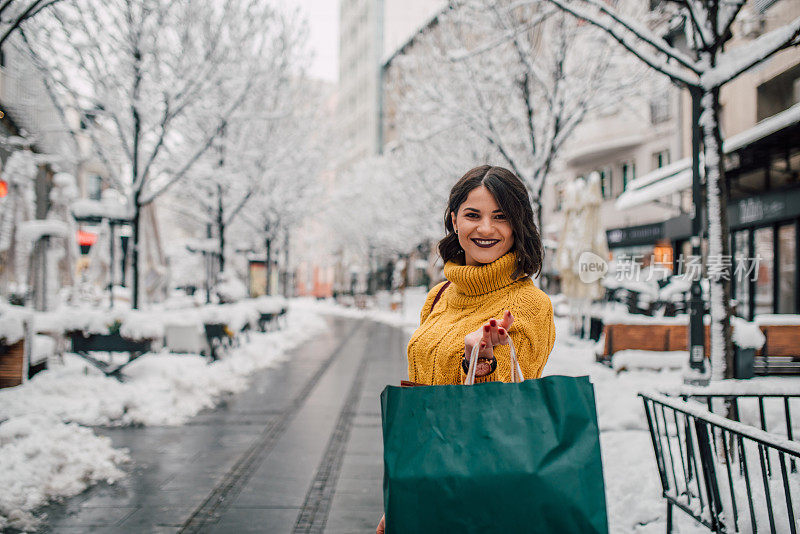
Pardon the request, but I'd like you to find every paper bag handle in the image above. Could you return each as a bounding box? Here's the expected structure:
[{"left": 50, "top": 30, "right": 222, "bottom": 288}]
[{"left": 464, "top": 336, "right": 524, "bottom": 385}]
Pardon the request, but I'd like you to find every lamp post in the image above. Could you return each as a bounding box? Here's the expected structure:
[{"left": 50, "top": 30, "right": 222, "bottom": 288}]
[
  {"left": 265, "top": 221, "right": 272, "bottom": 297},
  {"left": 686, "top": 88, "right": 708, "bottom": 384}
]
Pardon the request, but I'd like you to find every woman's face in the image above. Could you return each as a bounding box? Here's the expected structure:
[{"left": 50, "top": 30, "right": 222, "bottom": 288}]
[{"left": 451, "top": 185, "right": 514, "bottom": 266}]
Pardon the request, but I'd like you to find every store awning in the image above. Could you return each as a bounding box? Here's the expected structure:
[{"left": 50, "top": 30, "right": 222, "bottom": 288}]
[
  {"left": 615, "top": 167, "right": 692, "bottom": 210},
  {"left": 614, "top": 102, "right": 800, "bottom": 210}
]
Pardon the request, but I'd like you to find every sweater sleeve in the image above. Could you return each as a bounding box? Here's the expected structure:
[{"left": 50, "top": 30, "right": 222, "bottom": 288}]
[{"left": 461, "top": 289, "right": 556, "bottom": 383}]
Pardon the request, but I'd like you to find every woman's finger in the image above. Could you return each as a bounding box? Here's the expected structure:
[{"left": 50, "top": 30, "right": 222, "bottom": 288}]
[
  {"left": 497, "top": 327, "right": 508, "bottom": 345},
  {"left": 502, "top": 310, "right": 515, "bottom": 330},
  {"left": 482, "top": 324, "right": 491, "bottom": 346}
]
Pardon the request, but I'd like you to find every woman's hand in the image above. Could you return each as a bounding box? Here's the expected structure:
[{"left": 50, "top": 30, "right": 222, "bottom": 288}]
[
  {"left": 376, "top": 514, "right": 385, "bottom": 534},
  {"left": 464, "top": 311, "right": 514, "bottom": 377}
]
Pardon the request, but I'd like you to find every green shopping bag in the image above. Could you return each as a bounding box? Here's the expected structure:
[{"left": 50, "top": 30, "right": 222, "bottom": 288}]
[{"left": 381, "top": 356, "right": 608, "bottom": 533}]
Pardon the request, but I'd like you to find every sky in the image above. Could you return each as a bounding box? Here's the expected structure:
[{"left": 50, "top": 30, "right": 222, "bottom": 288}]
[{"left": 293, "top": 0, "right": 340, "bottom": 82}]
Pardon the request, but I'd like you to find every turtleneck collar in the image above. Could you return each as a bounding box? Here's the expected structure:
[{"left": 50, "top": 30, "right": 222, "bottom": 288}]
[{"left": 444, "top": 251, "right": 522, "bottom": 298}]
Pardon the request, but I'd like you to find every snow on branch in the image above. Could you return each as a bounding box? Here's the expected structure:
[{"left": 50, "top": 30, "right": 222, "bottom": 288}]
[
  {"left": 700, "top": 15, "right": 800, "bottom": 89},
  {"left": 539, "top": 0, "right": 697, "bottom": 86}
]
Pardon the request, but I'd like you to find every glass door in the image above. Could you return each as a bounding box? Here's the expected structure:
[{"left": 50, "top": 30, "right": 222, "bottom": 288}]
[
  {"left": 777, "top": 223, "right": 796, "bottom": 314},
  {"left": 754, "top": 227, "right": 774, "bottom": 315}
]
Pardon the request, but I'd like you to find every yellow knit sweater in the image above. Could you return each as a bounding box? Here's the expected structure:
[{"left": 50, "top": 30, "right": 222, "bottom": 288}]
[{"left": 407, "top": 251, "right": 556, "bottom": 385}]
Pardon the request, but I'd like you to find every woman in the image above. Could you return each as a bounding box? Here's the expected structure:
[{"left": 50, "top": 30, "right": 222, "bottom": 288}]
[{"left": 377, "top": 165, "right": 556, "bottom": 533}]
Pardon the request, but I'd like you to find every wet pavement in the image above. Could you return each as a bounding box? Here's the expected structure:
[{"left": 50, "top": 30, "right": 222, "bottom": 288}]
[{"left": 37, "top": 316, "right": 407, "bottom": 533}]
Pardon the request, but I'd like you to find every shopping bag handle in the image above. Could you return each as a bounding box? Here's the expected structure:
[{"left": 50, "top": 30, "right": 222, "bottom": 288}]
[{"left": 464, "top": 336, "right": 524, "bottom": 385}]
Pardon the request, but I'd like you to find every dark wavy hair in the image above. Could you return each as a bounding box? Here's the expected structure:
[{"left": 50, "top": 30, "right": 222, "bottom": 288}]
[{"left": 438, "top": 165, "right": 543, "bottom": 280}]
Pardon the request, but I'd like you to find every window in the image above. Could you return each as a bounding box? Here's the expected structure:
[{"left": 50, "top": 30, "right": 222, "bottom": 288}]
[
  {"left": 733, "top": 230, "right": 751, "bottom": 318},
  {"left": 652, "top": 150, "right": 670, "bottom": 170},
  {"left": 754, "top": 227, "right": 773, "bottom": 315},
  {"left": 598, "top": 168, "right": 611, "bottom": 199},
  {"left": 778, "top": 223, "right": 796, "bottom": 314},
  {"left": 621, "top": 161, "right": 635, "bottom": 192},
  {"left": 756, "top": 63, "right": 800, "bottom": 121},
  {"left": 86, "top": 174, "right": 102, "bottom": 201},
  {"left": 649, "top": 92, "right": 671, "bottom": 124}
]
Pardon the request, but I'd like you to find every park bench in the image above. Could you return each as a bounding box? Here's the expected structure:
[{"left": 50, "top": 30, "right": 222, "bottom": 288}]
[
  {"left": 755, "top": 324, "right": 800, "bottom": 375},
  {"left": 640, "top": 391, "right": 799, "bottom": 533},
  {"left": 67, "top": 330, "right": 153, "bottom": 380},
  {"left": 599, "top": 322, "right": 800, "bottom": 376},
  {"left": 598, "top": 323, "right": 711, "bottom": 365}
]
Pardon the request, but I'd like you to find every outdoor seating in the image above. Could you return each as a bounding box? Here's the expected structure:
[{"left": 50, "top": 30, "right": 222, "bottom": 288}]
[
  {"left": 164, "top": 324, "right": 206, "bottom": 354},
  {"left": 598, "top": 323, "right": 711, "bottom": 365},
  {"left": 640, "top": 391, "right": 799, "bottom": 533},
  {"left": 67, "top": 331, "right": 153, "bottom": 380},
  {"left": 203, "top": 323, "right": 234, "bottom": 361},
  {"left": 756, "top": 325, "right": 800, "bottom": 375}
]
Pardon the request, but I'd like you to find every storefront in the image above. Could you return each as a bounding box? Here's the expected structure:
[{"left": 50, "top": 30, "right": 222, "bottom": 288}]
[
  {"left": 605, "top": 215, "right": 691, "bottom": 272},
  {"left": 729, "top": 186, "right": 800, "bottom": 319}
]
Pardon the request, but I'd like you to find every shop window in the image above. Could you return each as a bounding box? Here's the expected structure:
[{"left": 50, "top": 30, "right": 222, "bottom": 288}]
[
  {"left": 621, "top": 161, "right": 635, "bottom": 191},
  {"left": 777, "top": 223, "right": 796, "bottom": 314},
  {"left": 651, "top": 150, "right": 670, "bottom": 170},
  {"left": 754, "top": 227, "right": 774, "bottom": 315}
]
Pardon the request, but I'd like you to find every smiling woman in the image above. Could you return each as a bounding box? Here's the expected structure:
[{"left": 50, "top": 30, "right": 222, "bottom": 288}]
[
  {"left": 377, "top": 165, "right": 557, "bottom": 533},
  {"left": 405, "top": 164, "right": 555, "bottom": 385}
]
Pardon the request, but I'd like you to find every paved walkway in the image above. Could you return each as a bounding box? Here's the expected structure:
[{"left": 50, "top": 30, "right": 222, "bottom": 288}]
[{"left": 38, "top": 316, "right": 407, "bottom": 533}]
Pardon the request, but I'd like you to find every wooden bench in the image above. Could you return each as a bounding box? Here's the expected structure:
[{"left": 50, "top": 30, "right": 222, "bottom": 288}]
[
  {"left": 755, "top": 324, "right": 800, "bottom": 374},
  {"left": 68, "top": 331, "right": 153, "bottom": 380},
  {"left": 599, "top": 323, "right": 710, "bottom": 365},
  {"left": 601, "top": 322, "right": 800, "bottom": 375}
]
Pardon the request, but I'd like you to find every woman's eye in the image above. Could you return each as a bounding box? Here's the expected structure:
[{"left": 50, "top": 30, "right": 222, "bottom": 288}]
[
  {"left": 495, "top": 214, "right": 506, "bottom": 219},
  {"left": 465, "top": 213, "right": 478, "bottom": 218}
]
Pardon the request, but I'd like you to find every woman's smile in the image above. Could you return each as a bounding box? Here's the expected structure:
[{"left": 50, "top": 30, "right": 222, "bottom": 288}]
[{"left": 471, "top": 238, "right": 500, "bottom": 248}]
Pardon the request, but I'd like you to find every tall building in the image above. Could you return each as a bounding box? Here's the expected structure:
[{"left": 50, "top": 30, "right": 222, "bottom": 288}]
[{"left": 337, "top": 0, "right": 444, "bottom": 169}]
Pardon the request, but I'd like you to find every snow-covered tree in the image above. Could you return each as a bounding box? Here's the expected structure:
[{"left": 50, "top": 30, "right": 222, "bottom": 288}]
[
  {"left": 20, "top": 0, "right": 308, "bottom": 308},
  {"left": 0, "top": 0, "right": 59, "bottom": 47},
  {"left": 230, "top": 79, "right": 330, "bottom": 296},
  {"left": 533, "top": 0, "right": 800, "bottom": 378},
  {"left": 385, "top": 0, "right": 636, "bottom": 230}
]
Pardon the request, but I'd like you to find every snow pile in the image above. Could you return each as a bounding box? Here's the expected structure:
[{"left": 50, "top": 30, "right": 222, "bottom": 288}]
[
  {"left": 0, "top": 304, "right": 30, "bottom": 344},
  {"left": 0, "top": 306, "right": 327, "bottom": 427},
  {"left": 0, "top": 415, "right": 128, "bottom": 531},
  {"left": 16, "top": 219, "right": 70, "bottom": 242},
  {"left": 731, "top": 316, "right": 766, "bottom": 349},
  {"left": 214, "top": 270, "right": 247, "bottom": 303},
  {"left": 611, "top": 350, "right": 687, "bottom": 372}
]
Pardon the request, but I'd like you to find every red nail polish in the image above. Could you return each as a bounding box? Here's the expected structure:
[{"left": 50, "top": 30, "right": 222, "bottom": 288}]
[
  {"left": 490, "top": 319, "right": 496, "bottom": 327},
  {"left": 484, "top": 325, "right": 490, "bottom": 332},
  {"left": 499, "top": 328, "right": 505, "bottom": 335}
]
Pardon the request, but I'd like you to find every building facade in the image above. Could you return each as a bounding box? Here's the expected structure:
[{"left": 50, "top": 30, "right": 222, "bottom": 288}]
[{"left": 546, "top": 0, "right": 800, "bottom": 317}]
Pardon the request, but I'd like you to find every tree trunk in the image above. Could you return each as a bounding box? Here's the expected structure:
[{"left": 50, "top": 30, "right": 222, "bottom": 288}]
[
  {"left": 132, "top": 201, "right": 141, "bottom": 309},
  {"left": 217, "top": 184, "right": 225, "bottom": 273},
  {"left": 699, "top": 89, "right": 734, "bottom": 380}
]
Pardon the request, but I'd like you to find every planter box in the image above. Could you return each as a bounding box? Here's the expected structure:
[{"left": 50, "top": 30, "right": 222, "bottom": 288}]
[{"left": 0, "top": 340, "right": 25, "bottom": 389}]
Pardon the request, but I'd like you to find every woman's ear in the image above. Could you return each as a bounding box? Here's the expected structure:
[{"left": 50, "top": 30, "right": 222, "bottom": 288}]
[{"left": 450, "top": 210, "right": 457, "bottom": 233}]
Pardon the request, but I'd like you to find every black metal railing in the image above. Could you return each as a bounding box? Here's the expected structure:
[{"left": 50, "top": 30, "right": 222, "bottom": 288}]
[
  {"left": 678, "top": 391, "right": 799, "bottom": 442},
  {"left": 640, "top": 392, "right": 800, "bottom": 533}
]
